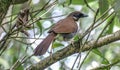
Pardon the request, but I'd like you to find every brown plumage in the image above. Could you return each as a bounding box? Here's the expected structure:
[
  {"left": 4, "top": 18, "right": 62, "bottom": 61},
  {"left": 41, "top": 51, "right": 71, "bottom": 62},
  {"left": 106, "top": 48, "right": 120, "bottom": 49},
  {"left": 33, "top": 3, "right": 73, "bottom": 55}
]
[{"left": 34, "top": 11, "right": 88, "bottom": 56}]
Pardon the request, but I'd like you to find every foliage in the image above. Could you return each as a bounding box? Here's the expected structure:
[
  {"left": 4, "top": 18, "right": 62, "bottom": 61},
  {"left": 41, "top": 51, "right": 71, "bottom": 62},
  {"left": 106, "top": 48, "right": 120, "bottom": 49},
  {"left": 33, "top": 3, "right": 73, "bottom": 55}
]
[{"left": 0, "top": 0, "right": 120, "bottom": 70}]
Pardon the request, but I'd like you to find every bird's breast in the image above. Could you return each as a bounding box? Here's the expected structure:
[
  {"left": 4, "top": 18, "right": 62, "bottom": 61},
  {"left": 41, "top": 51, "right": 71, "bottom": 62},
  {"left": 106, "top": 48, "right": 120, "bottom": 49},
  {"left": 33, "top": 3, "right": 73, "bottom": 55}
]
[{"left": 61, "top": 31, "right": 77, "bottom": 41}]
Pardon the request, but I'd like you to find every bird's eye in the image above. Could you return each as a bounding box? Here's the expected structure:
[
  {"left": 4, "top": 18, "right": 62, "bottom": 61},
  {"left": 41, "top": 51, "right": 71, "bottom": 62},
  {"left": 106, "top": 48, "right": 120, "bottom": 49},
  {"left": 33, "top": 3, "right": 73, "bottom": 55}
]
[
  {"left": 73, "top": 13, "right": 88, "bottom": 18},
  {"left": 73, "top": 14, "right": 80, "bottom": 18},
  {"left": 72, "top": 14, "right": 80, "bottom": 21}
]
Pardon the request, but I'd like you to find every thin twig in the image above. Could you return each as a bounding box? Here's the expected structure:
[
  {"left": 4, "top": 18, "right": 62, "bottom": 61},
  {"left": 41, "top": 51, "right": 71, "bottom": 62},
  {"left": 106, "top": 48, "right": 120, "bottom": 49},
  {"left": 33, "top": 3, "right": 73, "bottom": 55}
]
[
  {"left": 92, "top": 59, "right": 120, "bottom": 70},
  {"left": 84, "top": 0, "right": 95, "bottom": 12},
  {"left": 78, "top": 13, "right": 115, "bottom": 70},
  {"left": 71, "top": 9, "right": 99, "bottom": 70}
]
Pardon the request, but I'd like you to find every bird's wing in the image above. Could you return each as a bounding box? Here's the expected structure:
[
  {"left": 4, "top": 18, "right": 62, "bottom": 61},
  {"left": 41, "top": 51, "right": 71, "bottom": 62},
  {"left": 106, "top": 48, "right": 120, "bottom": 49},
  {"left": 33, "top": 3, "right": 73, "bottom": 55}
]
[{"left": 49, "top": 17, "right": 78, "bottom": 33}]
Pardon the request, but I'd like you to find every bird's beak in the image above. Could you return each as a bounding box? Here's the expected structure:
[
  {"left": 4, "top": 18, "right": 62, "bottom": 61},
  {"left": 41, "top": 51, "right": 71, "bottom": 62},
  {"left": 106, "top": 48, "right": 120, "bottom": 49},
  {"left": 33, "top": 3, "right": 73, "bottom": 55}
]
[{"left": 82, "top": 14, "right": 88, "bottom": 17}]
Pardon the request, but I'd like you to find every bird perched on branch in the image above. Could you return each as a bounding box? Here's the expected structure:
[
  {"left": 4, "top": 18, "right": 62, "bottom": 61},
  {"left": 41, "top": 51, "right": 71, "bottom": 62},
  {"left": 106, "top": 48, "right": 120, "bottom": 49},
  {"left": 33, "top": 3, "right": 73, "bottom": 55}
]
[{"left": 34, "top": 11, "right": 88, "bottom": 56}]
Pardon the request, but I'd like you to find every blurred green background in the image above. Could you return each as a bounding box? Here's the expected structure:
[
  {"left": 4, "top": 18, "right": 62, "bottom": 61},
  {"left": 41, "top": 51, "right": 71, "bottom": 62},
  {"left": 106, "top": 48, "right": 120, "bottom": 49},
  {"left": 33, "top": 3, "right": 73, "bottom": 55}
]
[{"left": 0, "top": 0, "right": 120, "bottom": 70}]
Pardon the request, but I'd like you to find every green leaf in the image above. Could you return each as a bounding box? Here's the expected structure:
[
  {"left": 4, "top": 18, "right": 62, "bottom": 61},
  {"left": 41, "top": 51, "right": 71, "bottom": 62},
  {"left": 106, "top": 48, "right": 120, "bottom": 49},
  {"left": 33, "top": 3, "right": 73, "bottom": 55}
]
[
  {"left": 15, "top": 62, "right": 24, "bottom": 70},
  {"left": 74, "top": 35, "right": 81, "bottom": 41},
  {"left": 92, "top": 49, "right": 110, "bottom": 64},
  {"left": 106, "top": 16, "right": 115, "bottom": 34},
  {"left": 107, "top": 0, "right": 114, "bottom": 5},
  {"left": 113, "top": 0, "right": 120, "bottom": 20},
  {"left": 0, "top": 57, "right": 9, "bottom": 69},
  {"left": 101, "top": 58, "right": 109, "bottom": 65},
  {"left": 92, "top": 49, "right": 103, "bottom": 57},
  {"left": 12, "top": 4, "right": 21, "bottom": 15},
  {"left": 114, "top": 17, "right": 120, "bottom": 27},
  {"left": 106, "top": 23, "right": 114, "bottom": 34},
  {"left": 36, "top": 21, "right": 43, "bottom": 35},
  {"left": 53, "top": 42, "right": 64, "bottom": 48},
  {"left": 99, "top": 0, "right": 109, "bottom": 19},
  {"left": 66, "top": 0, "right": 95, "bottom": 5}
]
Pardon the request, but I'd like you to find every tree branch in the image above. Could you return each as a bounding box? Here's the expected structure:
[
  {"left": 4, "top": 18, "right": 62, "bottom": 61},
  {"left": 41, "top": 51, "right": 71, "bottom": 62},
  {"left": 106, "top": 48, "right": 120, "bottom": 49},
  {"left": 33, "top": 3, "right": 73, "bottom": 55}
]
[
  {"left": 27, "top": 30, "right": 120, "bottom": 70},
  {"left": 0, "top": 0, "right": 28, "bottom": 24}
]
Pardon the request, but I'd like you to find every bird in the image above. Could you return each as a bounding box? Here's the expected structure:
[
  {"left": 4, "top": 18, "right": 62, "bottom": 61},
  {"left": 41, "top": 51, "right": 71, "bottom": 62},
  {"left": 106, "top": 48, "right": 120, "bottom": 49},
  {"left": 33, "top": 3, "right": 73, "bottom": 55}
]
[{"left": 34, "top": 11, "right": 88, "bottom": 56}]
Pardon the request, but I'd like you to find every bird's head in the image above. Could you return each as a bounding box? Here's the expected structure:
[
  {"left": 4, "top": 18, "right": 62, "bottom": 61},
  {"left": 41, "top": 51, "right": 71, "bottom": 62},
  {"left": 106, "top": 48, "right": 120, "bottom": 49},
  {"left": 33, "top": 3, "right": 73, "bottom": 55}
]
[{"left": 68, "top": 11, "right": 88, "bottom": 21}]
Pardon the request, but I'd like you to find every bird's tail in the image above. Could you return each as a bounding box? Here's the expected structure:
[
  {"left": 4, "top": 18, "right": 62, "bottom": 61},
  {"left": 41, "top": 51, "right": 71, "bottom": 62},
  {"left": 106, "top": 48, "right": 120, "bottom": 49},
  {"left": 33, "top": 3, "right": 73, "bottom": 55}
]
[{"left": 34, "top": 32, "right": 56, "bottom": 56}]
